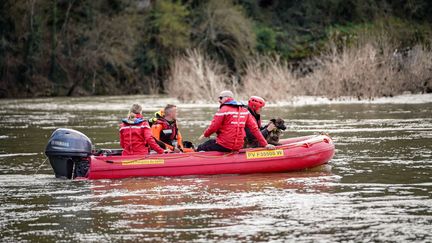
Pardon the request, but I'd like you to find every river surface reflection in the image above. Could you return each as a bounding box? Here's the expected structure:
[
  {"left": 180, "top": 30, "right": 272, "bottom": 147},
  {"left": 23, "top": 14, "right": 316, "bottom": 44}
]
[{"left": 0, "top": 95, "right": 431, "bottom": 242}]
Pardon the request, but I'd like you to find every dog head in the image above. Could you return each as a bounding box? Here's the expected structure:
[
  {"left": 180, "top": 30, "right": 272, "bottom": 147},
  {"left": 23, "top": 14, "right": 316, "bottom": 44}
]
[
  {"left": 266, "top": 118, "right": 286, "bottom": 145},
  {"left": 270, "top": 118, "right": 286, "bottom": 131}
]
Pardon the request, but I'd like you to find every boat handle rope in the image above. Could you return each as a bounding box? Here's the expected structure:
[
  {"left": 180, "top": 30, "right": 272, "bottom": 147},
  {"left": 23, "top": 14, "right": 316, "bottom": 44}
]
[
  {"left": 105, "top": 152, "right": 236, "bottom": 163},
  {"left": 243, "top": 135, "right": 327, "bottom": 152}
]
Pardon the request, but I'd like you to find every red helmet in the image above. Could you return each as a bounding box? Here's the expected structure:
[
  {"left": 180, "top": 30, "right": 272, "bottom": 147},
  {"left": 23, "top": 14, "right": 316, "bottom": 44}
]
[{"left": 248, "top": 96, "right": 265, "bottom": 111}]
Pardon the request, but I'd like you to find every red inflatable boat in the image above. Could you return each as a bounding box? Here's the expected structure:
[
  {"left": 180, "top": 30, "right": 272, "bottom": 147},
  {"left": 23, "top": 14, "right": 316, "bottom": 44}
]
[
  {"left": 45, "top": 128, "right": 335, "bottom": 180},
  {"left": 87, "top": 135, "right": 334, "bottom": 179}
]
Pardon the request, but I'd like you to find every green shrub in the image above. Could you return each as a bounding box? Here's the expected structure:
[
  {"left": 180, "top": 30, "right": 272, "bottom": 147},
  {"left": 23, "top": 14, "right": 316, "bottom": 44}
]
[
  {"left": 192, "top": 0, "right": 255, "bottom": 72},
  {"left": 255, "top": 25, "right": 277, "bottom": 54},
  {"left": 134, "top": 0, "right": 190, "bottom": 91}
]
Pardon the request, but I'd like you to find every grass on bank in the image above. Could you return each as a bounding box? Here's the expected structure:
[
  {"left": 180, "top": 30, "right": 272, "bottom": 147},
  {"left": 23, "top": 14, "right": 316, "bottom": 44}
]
[
  {"left": 168, "top": 19, "right": 432, "bottom": 102},
  {"left": 168, "top": 40, "right": 432, "bottom": 102}
]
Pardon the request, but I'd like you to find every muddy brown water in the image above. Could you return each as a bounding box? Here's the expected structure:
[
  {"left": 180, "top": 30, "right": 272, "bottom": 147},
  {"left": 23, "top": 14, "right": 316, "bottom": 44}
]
[{"left": 0, "top": 95, "right": 431, "bottom": 242}]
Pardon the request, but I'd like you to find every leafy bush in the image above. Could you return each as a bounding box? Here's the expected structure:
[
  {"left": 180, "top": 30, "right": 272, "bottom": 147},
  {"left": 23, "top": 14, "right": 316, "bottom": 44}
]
[
  {"left": 134, "top": 0, "right": 190, "bottom": 92},
  {"left": 254, "top": 25, "right": 277, "bottom": 54},
  {"left": 192, "top": 0, "right": 255, "bottom": 72}
]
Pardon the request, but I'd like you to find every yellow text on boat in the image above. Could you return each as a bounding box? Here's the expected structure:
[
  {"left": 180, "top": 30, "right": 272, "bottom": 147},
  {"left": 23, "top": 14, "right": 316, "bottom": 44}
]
[
  {"left": 122, "top": 159, "right": 165, "bottom": 165},
  {"left": 246, "top": 149, "right": 284, "bottom": 159}
]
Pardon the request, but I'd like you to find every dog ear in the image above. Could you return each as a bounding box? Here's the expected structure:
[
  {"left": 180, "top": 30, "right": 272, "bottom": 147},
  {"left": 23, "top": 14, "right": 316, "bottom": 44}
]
[
  {"left": 276, "top": 118, "right": 284, "bottom": 123},
  {"left": 270, "top": 118, "right": 276, "bottom": 123}
]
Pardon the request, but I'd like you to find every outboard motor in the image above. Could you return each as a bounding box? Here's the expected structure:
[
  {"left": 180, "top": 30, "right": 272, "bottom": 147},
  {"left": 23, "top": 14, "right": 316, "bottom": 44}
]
[{"left": 45, "top": 128, "right": 92, "bottom": 179}]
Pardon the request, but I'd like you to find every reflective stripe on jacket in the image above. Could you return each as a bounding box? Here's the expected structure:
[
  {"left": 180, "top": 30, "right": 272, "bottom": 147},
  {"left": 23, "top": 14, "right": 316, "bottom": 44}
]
[
  {"left": 203, "top": 99, "right": 268, "bottom": 151},
  {"left": 119, "top": 114, "right": 164, "bottom": 155}
]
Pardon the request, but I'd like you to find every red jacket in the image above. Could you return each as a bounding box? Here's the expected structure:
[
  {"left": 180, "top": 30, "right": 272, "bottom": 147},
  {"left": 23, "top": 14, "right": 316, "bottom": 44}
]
[
  {"left": 203, "top": 98, "right": 268, "bottom": 150},
  {"left": 119, "top": 114, "right": 164, "bottom": 155}
]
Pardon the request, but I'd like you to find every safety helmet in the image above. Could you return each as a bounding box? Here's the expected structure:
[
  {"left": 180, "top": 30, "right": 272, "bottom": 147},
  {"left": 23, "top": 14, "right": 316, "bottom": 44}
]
[
  {"left": 248, "top": 96, "right": 265, "bottom": 111},
  {"left": 155, "top": 109, "right": 165, "bottom": 118},
  {"left": 149, "top": 109, "right": 165, "bottom": 124}
]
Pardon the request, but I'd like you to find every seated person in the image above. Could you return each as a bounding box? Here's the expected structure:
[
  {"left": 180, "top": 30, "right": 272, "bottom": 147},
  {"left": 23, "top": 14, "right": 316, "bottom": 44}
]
[
  {"left": 151, "top": 104, "right": 193, "bottom": 153},
  {"left": 244, "top": 96, "right": 276, "bottom": 147},
  {"left": 119, "top": 104, "right": 165, "bottom": 155},
  {"left": 197, "top": 90, "right": 275, "bottom": 152}
]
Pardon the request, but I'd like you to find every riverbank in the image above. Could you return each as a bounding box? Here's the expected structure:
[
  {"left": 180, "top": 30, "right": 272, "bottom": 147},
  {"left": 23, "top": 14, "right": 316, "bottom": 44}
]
[{"left": 1, "top": 1, "right": 431, "bottom": 99}]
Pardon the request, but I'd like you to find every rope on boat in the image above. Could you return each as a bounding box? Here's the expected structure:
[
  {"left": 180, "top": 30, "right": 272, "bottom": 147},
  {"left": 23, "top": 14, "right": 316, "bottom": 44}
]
[
  {"left": 190, "top": 152, "right": 235, "bottom": 158},
  {"left": 105, "top": 152, "right": 236, "bottom": 164},
  {"left": 239, "top": 136, "right": 326, "bottom": 153},
  {"left": 34, "top": 157, "right": 49, "bottom": 175}
]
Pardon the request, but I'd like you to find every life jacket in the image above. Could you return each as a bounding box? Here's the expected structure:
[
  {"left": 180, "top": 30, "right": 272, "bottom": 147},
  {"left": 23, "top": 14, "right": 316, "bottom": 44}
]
[
  {"left": 220, "top": 99, "right": 245, "bottom": 108},
  {"left": 154, "top": 118, "right": 178, "bottom": 146},
  {"left": 119, "top": 114, "right": 164, "bottom": 155}
]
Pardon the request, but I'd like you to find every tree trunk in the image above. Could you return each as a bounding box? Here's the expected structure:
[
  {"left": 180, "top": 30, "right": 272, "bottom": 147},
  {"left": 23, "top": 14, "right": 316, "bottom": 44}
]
[{"left": 49, "top": 0, "right": 58, "bottom": 92}]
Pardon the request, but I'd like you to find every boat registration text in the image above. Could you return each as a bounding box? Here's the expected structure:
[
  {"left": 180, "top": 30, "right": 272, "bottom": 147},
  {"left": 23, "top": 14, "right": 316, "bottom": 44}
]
[{"left": 246, "top": 149, "right": 284, "bottom": 159}]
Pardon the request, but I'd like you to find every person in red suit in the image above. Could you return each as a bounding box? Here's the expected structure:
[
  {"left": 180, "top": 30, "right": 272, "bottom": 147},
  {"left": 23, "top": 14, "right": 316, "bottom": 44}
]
[
  {"left": 197, "top": 90, "right": 275, "bottom": 152},
  {"left": 120, "top": 104, "right": 165, "bottom": 155},
  {"left": 245, "top": 96, "right": 276, "bottom": 147}
]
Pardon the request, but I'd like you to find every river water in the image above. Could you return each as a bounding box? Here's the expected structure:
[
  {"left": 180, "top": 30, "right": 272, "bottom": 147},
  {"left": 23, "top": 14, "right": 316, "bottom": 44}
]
[{"left": 0, "top": 95, "right": 431, "bottom": 242}]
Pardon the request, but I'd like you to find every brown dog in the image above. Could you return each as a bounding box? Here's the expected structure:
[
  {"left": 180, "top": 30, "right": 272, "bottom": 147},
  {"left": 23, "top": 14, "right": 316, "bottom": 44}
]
[{"left": 265, "top": 118, "right": 286, "bottom": 145}]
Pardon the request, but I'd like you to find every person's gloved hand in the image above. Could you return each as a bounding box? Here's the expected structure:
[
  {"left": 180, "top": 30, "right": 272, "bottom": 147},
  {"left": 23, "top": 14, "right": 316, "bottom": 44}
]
[
  {"left": 266, "top": 123, "right": 276, "bottom": 132},
  {"left": 198, "top": 134, "right": 206, "bottom": 140},
  {"left": 265, "top": 144, "right": 276, "bottom": 150}
]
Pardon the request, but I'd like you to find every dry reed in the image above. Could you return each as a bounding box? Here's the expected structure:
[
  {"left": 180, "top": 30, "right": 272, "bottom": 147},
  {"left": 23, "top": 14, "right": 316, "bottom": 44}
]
[
  {"left": 166, "top": 49, "right": 237, "bottom": 101},
  {"left": 241, "top": 56, "right": 299, "bottom": 100},
  {"left": 304, "top": 42, "right": 432, "bottom": 99},
  {"left": 167, "top": 41, "right": 432, "bottom": 102}
]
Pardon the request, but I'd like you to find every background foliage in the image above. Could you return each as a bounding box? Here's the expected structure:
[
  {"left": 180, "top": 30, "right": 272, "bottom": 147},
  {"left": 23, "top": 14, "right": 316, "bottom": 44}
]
[{"left": 0, "top": 0, "right": 431, "bottom": 98}]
